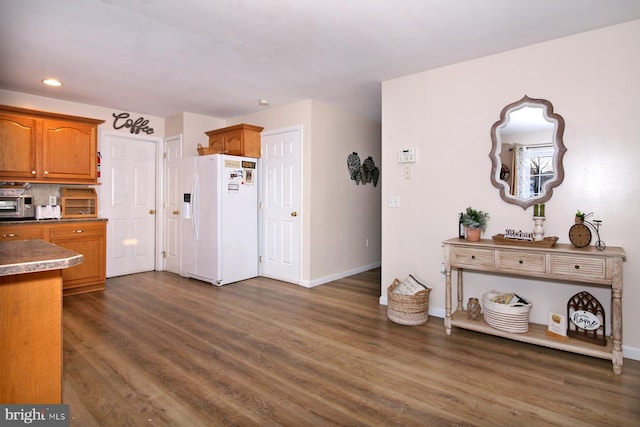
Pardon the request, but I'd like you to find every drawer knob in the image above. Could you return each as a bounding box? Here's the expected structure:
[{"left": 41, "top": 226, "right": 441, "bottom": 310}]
[
  {"left": 575, "top": 265, "right": 580, "bottom": 270},
  {"left": 72, "top": 229, "right": 85, "bottom": 233},
  {"left": 471, "top": 255, "right": 476, "bottom": 260},
  {"left": 519, "top": 260, "right": 524, "bottom": 264}
]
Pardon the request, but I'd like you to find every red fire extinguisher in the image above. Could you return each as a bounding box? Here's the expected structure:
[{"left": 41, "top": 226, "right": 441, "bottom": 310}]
[{"left": 97, "top": 152, "right": 102, "bottom": 178}]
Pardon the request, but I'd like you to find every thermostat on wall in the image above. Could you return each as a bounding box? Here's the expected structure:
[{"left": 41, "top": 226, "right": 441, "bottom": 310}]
[{"left": 398, "top": 147, "right": 416, "bottom": 163}]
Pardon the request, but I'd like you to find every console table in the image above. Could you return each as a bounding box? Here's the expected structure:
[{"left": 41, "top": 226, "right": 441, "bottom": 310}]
[{"left": 442, "top": 237, "right": 626, "bottom": 374}]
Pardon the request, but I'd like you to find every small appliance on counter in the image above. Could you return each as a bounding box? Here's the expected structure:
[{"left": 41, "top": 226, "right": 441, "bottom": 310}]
[
  {"left": 36, "top": 204, "right": 62, "bottom": 220},
  {"left": 0, "top": 187, "right": 35, "bottom": 219}
]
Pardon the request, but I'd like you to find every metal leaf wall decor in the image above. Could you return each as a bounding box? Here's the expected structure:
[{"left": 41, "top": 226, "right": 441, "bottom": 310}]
[{"left": 347, "top": 152, "right": 379, "bottom": 187}]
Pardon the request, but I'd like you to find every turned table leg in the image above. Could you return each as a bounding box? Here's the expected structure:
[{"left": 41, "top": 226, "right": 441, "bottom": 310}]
[{"left": 611, "top": 258, "right": 624, "bottom": 374}]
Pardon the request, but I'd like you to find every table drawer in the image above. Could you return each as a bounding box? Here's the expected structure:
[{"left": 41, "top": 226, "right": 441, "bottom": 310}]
[
  {"left": 550, "top": 255, "right": 606, "bottom": 280},
  {"left": 452, "top": 247, "right": 495, "bottom": 268},
  {"left": 496, "top": 250, "right": 546, "bottom": 274}
]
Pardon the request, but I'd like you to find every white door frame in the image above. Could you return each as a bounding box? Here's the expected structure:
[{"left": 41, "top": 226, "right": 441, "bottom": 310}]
[
  {"left": 259, "top": 125, "right": 303, "bottom": 285},
  {"left": 155, "top": 133, "right": 165, "bottom": 271},
  {"left": 161, "top": 134, "right": 183, "bottom": 273}
]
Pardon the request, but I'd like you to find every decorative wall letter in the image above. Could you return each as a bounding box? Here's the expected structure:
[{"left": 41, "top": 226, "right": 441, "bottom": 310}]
[{"left": 112, "top": 112, "right": 155, "bottom": 134}]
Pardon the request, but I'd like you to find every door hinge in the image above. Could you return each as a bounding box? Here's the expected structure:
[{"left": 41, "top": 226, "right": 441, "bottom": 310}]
[
  {"left": 259, "top": 255, "right": 262, "bottom": 263},
  {"left": 162, "top": 251, "right": 167, "bottom": 258}
]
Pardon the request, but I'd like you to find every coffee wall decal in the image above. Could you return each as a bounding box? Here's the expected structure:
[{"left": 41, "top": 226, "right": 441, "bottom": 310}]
[{"left": 112, "top": 112, "right": 154, "bottom": 134}]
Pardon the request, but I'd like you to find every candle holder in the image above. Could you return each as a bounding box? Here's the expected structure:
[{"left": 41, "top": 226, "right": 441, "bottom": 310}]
[{"left": 533, "top": 216, "right": 546, "bottom": 241}]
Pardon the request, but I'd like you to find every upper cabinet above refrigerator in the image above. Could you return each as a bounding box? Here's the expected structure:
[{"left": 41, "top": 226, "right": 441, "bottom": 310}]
[{"left": 204, "top": 123, "right": 264, "bottom": 158}]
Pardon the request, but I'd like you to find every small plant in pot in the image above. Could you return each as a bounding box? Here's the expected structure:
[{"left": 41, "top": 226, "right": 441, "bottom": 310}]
[{"left": 461, "top": 206, "right": 490, "bottom": 242}]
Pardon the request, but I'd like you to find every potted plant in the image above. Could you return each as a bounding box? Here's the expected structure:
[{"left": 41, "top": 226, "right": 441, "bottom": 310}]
[
  {"left": 575, "top": 210, "right": 586, "bottom": 224},
  {"left": 460, "top": 206, "right": 490, "bottom": 242}
]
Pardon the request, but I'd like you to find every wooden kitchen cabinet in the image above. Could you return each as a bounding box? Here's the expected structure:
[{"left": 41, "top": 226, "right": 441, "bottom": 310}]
[
  {"left": 49, "top": 221, "right": 106, "bottom": 295},
  {"left": 0, "top": 220, "right": 107, "bottom": 295},
  {"left": 0, "top": 223, "right": 47, "bottom": 241},
  {"left": 0, "top": 105, "right": 104, "bottom": 184},
  {"left": 0, "top": 112, "right": 37, "bottom": 180},
  {"left": 205, "top": 123, "right": 264, "bottom": 158}
]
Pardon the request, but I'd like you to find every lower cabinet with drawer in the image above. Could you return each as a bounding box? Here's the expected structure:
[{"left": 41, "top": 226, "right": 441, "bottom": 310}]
[
  {"left": 0, "top": 220, "right": 106, "bottom": 296},
  {"left": 442, "top": 237, "right": 626, "bottom": 374}
]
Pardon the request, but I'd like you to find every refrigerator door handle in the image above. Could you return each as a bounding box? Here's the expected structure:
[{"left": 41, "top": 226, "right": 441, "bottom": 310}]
[{"left": 192, "top": 172, "right": 199, "bottom": 240}]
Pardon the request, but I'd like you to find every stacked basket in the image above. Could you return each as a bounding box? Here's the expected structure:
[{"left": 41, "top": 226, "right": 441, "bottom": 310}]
[
  {"left": 387, "top": 277, "right": 431, "bottom": 326},
  {"left": 197, "top": 143, "right": 217, "bottom": 156},
  {"left": 482, "top": 290, "right": 532, "bottom": 333}
]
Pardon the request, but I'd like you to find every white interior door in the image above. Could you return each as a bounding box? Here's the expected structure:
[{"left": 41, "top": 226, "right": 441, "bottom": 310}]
[
  {"left": 100, "top": 131, "right": 158, "bottom": 277},
  {"left": 260, "top": 126, "right": 302, "bottom": 284},
  {"left": 163, "top": 135, "right": 182, "bottom": 274}
]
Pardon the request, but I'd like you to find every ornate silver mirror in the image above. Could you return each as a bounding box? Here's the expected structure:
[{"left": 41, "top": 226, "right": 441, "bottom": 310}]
[{"left": 489, "top": 95, "right": 566, "bottom": 209}]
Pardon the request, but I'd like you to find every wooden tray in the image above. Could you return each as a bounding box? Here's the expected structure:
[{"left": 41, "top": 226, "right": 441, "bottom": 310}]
[{"left": 492, "top": 234, "right": 558, "bottom": 248}]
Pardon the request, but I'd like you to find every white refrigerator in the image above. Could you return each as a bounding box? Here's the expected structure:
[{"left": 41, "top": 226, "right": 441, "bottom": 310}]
[{"left": 180, "top": 154, "right": 258, "bottom": 285}]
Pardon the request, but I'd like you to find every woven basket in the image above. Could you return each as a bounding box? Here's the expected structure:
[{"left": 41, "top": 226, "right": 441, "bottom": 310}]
[
  {"left": 482, "top": 290, "right": 532, "bottom": 333},
  {"left": 197, "top": 143, "right": 218, "bottom": 156},
  {"left": 387, "top": 279, "right": 431, "bottom": 325}
]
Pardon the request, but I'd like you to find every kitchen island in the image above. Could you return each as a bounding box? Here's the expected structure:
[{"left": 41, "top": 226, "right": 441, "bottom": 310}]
[
  {"left": 0, "top": 239, "right": 82, "bottom": 404},
  {"left": 1, "top": 218, "right": 106, "bottom": 295}
]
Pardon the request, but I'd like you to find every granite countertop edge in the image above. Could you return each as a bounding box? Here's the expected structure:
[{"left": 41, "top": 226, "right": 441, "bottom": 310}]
[
  {"left": 0, "top": 217, "right": 108, "bottom": 225},
  {"left": 0, "top": 239, "right": 83, "bottom": 276}
]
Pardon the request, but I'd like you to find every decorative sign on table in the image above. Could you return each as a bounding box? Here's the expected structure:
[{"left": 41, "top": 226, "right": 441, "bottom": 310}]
[
  {"left": 503, "top": 229, "right": 534, "bottom": 241},
  {"left": 567, "top": 291, "right": 607, "bottom": 346},
  {"left": 546, "top": 312, "right": 568, "bottom": 340}
]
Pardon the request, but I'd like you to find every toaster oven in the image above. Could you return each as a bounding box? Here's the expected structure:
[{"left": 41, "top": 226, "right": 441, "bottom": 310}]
[{"left": 0, "top": 195, "right": 35, "bottom": 219}]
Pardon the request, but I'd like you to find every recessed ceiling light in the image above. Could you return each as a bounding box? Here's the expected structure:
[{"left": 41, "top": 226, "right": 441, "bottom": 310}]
[
  {"left": 258, "top": 99, "right": 269, "bottom": 106},
  {"left": 42, "top": 78, "right": 63, "bottom": 87}
]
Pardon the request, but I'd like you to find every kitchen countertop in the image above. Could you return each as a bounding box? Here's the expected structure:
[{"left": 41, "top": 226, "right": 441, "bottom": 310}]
[
  {"left": 0, "top": 239, "right": 83, "bottom": 276},
  {"left": 0, "top": 217, "right": 108, "bottom": 225}
]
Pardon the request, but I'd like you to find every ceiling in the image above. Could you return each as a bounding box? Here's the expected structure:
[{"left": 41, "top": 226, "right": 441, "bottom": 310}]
[{"left": 2, "top": 0, "right": 640, "bottom": 122}]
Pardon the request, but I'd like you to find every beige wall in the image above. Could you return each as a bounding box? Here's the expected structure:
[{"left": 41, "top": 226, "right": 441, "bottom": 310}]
[
  {"left": 381, "top": 20, "right": 640, "bottom": 359},
  {"left": 230, "top": 99, "right": 382, "bottom": 285},
  {"left": 165, "top": 112, "right": 226, "bottom": 158},
  {"left": 0, "top": 89, "right": 164, "bottom": 137}
]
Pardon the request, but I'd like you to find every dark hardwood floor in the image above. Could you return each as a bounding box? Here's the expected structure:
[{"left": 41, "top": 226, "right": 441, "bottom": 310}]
[{"left": 63, "top": 269, "right": 640, "bottom": 426}]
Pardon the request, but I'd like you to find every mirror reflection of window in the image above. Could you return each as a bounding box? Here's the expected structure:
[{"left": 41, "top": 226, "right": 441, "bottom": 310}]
[
  {"left": 513, "top": 145, "right": 554, "bottom": 198},
  {"left": 526, "top": 146, "right": 554, "bottom": 197}
]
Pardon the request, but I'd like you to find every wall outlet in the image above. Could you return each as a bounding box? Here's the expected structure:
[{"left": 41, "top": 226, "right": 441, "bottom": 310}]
[
  {"left": 388, "top": 196, "right": 400, "bottom": 208},
  {"left": 49, "top": 196, "right": 57, "bottom": 205},
  {"left": 404, "top": 165, "right": 413, "bottom": 179}
]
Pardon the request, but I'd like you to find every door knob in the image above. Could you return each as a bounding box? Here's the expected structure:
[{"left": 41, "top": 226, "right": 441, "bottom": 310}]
[
  {"left": 149, "top": 209, "right": 156, "bottom": 214},
  {"left": 291, "top": 211, "right": 298, "bottom": 217},
  {"left": 172, "top": 210, "right": 180, "bottom": 215}
]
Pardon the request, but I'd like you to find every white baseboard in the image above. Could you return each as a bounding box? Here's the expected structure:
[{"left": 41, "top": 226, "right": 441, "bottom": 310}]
[{"left": 299, "top": 262, "right": 381, "bottom": 288}]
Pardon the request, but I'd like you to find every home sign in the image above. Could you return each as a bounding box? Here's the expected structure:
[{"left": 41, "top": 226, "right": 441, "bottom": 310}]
[{"left": 567, "top": 291, "right": 606, "bottom": 346}]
